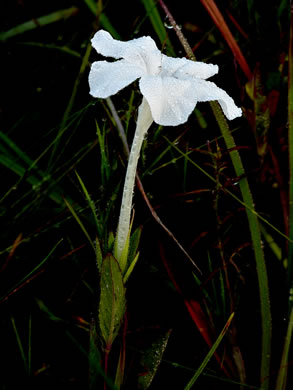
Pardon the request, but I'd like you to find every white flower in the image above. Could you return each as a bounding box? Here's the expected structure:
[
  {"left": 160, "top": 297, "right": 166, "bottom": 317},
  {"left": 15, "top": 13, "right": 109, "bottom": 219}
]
[{"left": 89, "top": 30, "right": 242, "bottom": 126}]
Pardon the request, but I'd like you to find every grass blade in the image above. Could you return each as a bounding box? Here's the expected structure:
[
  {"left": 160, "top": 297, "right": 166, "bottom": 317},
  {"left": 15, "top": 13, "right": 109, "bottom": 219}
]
[
  {"left": 64, "top": 198, "right": 95, "bottom": 252},
  {"left": 48, "top": 41, "right": 92, "bottom": 167},
  {"left": 288, "top": 0, "right": 293, "bottom": 294},
  {"left": 200, "top": 0, "right": 252, "bottom": 79},
  {"left": 275, "top": 304, "right": 293, "bottom": 390},
  {"left": 159, "top": 5, "right": 271, "bottom": 384},
  {"left": 211, "top": 101, "right": 271, "bottom": 390},
  {"left": 75, "top": 170, "right": 102, "bottom": 238},
  {"left": 0, "top": 7, "right": 79, "bottom": 41},
  {"left": 11, "top": 317, "right": 28, "bottom": 372},
  {"left": 0, "top": 239, "right": 63, "bottom": 303},
  {"left": 141, "top": 0, "right": 174, "bottom": 55},
  {"left": 184, "top": 312, "right": 235, "bottom": 390}
]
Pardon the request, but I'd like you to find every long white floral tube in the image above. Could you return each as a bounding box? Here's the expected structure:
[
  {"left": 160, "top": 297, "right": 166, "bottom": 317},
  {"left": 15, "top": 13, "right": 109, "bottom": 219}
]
[
  {"left": 115, "top": 98, "right": 153, "bottom": 261},
  {"left": 88, "top": 29, "right": 242, "bottom": 263}
]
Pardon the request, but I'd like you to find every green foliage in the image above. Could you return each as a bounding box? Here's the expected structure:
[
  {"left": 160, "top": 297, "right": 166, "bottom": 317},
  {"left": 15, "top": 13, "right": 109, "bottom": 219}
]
[
  {"left": 0, "top": 7, "right": 79, "bottom": 41},
  {"left": 185, "top": 312, "right": 235, "bottom": 390},
  {"left": 99, "top": 254, "right": 126, "bottom": 350},
  {"left": 138, "top": 329, "right": 172, "bottom": 390}
]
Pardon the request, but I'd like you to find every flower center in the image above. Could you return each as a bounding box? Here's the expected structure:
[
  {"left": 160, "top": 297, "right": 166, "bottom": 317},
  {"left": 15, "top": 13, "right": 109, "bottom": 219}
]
[{"left": 131, "top": 47, "right": 162, "bottom": 76}]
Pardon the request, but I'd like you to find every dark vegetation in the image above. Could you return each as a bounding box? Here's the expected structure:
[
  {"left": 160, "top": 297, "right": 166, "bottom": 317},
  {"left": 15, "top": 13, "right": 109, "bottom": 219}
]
[{"left": 0, "top": 1, "right": 292, "bottom": 389}]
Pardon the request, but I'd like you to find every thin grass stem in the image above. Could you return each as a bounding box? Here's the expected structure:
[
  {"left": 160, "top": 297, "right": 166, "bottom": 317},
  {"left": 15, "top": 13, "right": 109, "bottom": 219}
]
[
  {"left": 288, "top": 1, "right": 293, "bottom": 296},
  {"left": 210, "top": 102, "right": 271, "bottom": 389},
  {"left": 159, "top": 3, "right": 272, "bottom": 386}
]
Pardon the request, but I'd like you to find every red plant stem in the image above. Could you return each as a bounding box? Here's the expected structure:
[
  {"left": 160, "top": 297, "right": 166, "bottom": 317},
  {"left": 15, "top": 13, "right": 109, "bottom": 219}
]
[
  {"left": 104, "top": 349, "right": 109, "bottom": 390},
  {"left": 158, "top": 0, "right": 195, "bottom": 60},
  {"left": 200, "top": 0, "right": 252, "bottom": 80}
]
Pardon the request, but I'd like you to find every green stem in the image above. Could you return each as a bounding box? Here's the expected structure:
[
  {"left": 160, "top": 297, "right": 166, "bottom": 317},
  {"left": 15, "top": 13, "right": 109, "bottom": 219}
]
[
  {"left": 288, "top": 1, "right": 293, "bottom": 296},
  {"left": 211, "top": 101, "right": 271, "bottom": 389},
  {"left": 160, "top": 2, "right": 272, "bottom": 384},
  {"left": 275, "top": 302, "right": 293, "bottom": 390}
]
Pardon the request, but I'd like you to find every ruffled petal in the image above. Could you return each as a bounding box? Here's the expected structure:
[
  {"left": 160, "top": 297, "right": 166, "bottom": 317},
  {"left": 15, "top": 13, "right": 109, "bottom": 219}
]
[
  {"left": 161, "top": 55, "right": 219, "bottom": 80},
  {"left": 89, "top": 60, "right": 143, "bottom": 98},
  {"left": 91, "top": 30, "right": 162, "bottom": 75},
  {"left": 189, "top": 79, "right": 242, "bottom": 120},
  {"left": 139, "top": 75, "right": 198, "bottom": 126}
]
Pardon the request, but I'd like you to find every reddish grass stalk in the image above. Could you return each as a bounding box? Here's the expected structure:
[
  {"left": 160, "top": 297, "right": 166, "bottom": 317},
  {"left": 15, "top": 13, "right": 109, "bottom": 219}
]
[{"left": 200, "top": 0, "right": 252, "bottom": 80}]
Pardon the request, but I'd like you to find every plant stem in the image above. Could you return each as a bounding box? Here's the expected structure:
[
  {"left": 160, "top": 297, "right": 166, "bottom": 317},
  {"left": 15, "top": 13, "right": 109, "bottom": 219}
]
[
  {"left": 115, "top": 98, "right": 153, "bottom": 261},
  {"left": 210, "top": 102, "right": 271, "bottom": 389},
  {"left": 275, "top": 302, "right": 293, "bottom": 390},
  {"left": 160, "top": 2, "right": 271, "bottom": 384},
  {"left": 288, "top": 0, "right": 293, "bottom": 295}
]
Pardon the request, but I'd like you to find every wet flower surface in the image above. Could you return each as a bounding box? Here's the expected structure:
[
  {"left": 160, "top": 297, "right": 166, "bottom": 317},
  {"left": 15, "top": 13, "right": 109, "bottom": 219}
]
[{"left": 89, "top": 29, "right": 242, "bottom": 125}]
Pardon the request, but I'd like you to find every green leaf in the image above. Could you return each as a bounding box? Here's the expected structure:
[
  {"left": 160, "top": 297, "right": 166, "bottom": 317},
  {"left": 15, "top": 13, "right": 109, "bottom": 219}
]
[
  {"left": 108, "top": 231, "right": 115, "bottom": 253},
  {"left": 138, "top": 329, "right": 172, "bottom": 389},
  {"left": 123, "top": 251, "right": 140, "bottom": 284},
  {"left": 35, "top": 298, "right": 63, "bottom": 322},
  {"left": 114, "top": 218, "right": 133, "bottom": 274},
  {"left": 127, "top": 226, "right": 142, "bottom": 267},
  {"left": 99, "top": 254, "right": 126, "bottom": 350}
]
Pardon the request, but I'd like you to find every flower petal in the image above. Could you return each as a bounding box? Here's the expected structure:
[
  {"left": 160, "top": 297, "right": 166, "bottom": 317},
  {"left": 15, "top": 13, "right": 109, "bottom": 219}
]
[
  {"left": 139, "top": 75, "right": 198, "bottom": 126},
  {"left": 189, "top": 79, "right": 242, "bottom": 120},
  {"left": 91, "top": 30, "right": 161, "bottom": 75},
  {"left": 89, "top": 60, "right": 143, "bottom": 98},
  {"left": 161, "top": 55, "right": 219, "bottom": 80}
]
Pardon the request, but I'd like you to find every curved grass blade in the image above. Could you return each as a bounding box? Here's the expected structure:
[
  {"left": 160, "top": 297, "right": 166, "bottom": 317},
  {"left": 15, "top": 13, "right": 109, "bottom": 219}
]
[{"left": 184, "top": 312, "right": 234, "bottom": 390}]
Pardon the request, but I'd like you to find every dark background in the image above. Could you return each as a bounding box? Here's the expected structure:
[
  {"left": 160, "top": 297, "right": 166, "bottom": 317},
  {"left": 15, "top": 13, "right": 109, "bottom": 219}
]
[{"left": 0, "top": 1, "right": 291, "bottom": 389}]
